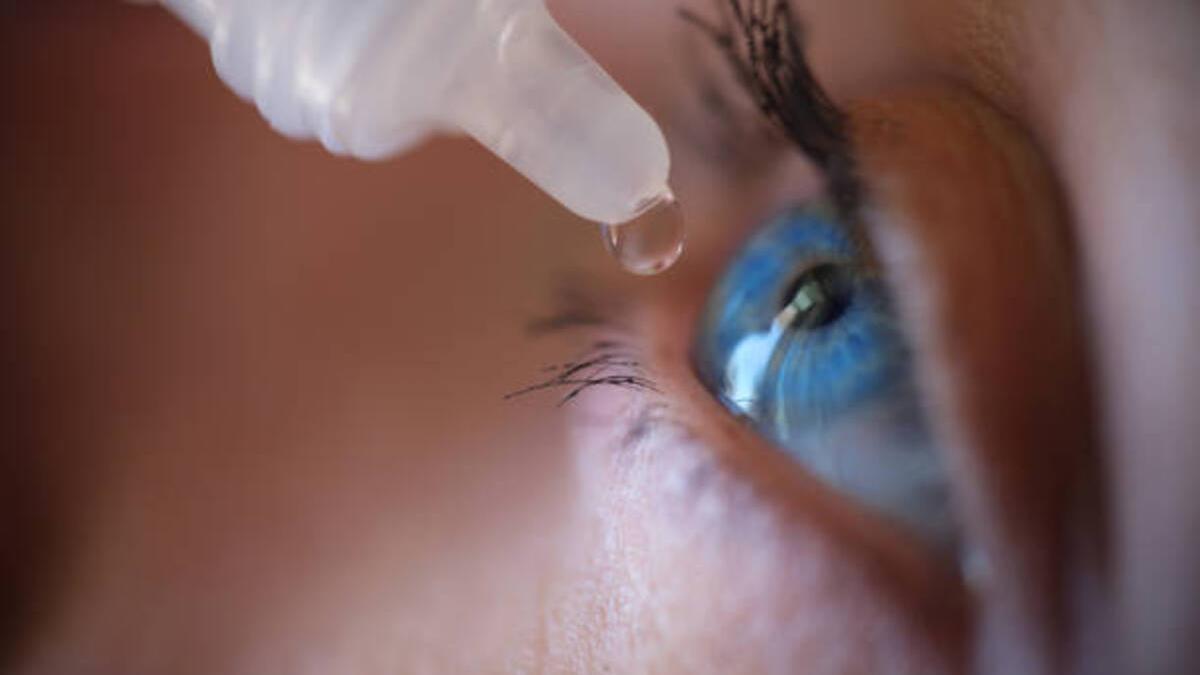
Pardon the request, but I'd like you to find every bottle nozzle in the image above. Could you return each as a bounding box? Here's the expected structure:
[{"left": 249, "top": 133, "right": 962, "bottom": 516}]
[
  {"left": 450, "top": 2, "right": 672, "bottom": 227},
  {"left": 156, "top": 0, "right": 683, "bottom": 272}
]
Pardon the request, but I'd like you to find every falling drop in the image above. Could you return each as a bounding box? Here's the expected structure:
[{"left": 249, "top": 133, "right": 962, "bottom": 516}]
[{"left": 599, "top": 192, "right": 685, "bottom": 275}]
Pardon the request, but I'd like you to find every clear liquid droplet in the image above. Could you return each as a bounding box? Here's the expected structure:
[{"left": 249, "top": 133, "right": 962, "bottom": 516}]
[{"left": 600, "top": 193, "right": 685, "bottom": 276}]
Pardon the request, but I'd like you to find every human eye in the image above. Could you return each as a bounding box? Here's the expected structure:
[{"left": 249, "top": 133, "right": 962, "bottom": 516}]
[
  {"left": 692, "top": 202, "right": 955, "bottom": 550},
  {"left": 506, "top": 1, "right": 1100, "bottom": 670},
  {"left": 683, "top": 0, "right": 957, "bottom": 552},
  {"left": 650, "top": 0, "right": 1101, "bottom": 665}
]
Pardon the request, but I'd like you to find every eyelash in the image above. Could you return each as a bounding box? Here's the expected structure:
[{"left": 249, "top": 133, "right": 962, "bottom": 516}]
[
  {"left": 505, "top": 339, "right": 660, "bottom": 406},
  {"left": 508, "top": 285, "right": 662, "bottom": 405},
  {"left": 512, "top": 3, "right": 860, "bottom": 406},
  {"left": 682, "top": 0, "right": 864, "bottom": 217}
]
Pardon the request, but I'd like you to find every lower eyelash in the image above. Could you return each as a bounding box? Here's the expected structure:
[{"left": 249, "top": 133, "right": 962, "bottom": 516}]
[
  {"left": 510, "top": 282, "right": 661, "bottom": 405},
  {"left": 505, "top": 340, "right": 661, "bottom": 407}
]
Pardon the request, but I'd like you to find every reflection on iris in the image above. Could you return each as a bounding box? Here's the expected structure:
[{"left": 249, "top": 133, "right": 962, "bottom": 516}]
[{"left": 693, "top": 205, "right": 957, "bottom": 550}]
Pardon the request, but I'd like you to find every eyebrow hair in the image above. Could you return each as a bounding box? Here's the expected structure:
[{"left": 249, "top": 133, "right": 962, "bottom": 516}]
[{"left": 681, "top": 0, "right": 864, "bottom": 218}]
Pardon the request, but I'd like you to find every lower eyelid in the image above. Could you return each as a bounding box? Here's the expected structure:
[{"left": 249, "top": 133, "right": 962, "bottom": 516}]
[
  {"left": 558, "top": 306, "right": 970, "bottom": 673},
  {"left": 514, "top": 261, "right": 973, "bottom": 666}
]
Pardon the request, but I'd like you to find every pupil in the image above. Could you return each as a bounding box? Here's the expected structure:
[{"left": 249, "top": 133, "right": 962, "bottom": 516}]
[{"left": 782, "top": 263, "right": 852, "bottom": 330}]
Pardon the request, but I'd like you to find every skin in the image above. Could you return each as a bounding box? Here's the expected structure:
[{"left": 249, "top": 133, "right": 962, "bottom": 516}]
[{"left": 2, "top": 0, "right": 1197, "bottom": 673}]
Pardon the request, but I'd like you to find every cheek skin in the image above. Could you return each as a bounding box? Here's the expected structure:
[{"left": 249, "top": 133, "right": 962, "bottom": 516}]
[
  {"left": 853, "top": 87, "right": 1099, "bottom": 674},
  {"left": 535, "top": 289, "right": 967, "bottom": 675}
]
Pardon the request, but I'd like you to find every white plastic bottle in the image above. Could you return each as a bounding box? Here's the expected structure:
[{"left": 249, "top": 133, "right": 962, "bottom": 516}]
[{"left": 156, "top": 0, "right": 674, "bottom": 230}]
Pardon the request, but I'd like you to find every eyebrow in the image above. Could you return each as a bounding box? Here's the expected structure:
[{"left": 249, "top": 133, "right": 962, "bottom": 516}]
[{"left": 681, "top": 0, "right": 864, "bottom": 218}]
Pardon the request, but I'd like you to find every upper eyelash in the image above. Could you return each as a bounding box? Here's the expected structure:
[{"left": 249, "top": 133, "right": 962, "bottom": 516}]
[
  {"left": 681, "top": 0, "right": 864, "bottom": 218},
  {"left": 513, "top": 5, "right": 864, "bottom": 407}
]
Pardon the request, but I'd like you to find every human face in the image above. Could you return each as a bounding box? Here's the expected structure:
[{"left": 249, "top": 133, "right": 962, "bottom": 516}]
[
  {"left": 4, "top": 1, "right": 1197, "bottom": 674},
  {"left": 527, "top": 1, "right": 1198, "bottom": 672}
]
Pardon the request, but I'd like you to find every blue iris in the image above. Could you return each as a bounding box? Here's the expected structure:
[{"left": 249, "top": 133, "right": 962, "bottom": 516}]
[
  {"left": 693, "top": 205, "right": 955, "bottom": 549},
  {"left": 693, "top": 206, "right": 910, "bottom": 430}
]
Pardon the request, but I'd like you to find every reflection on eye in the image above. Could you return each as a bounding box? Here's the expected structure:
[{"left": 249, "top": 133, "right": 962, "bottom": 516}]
[{"left": 692, "top": 204, "right": 957, "bottom": 551}]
